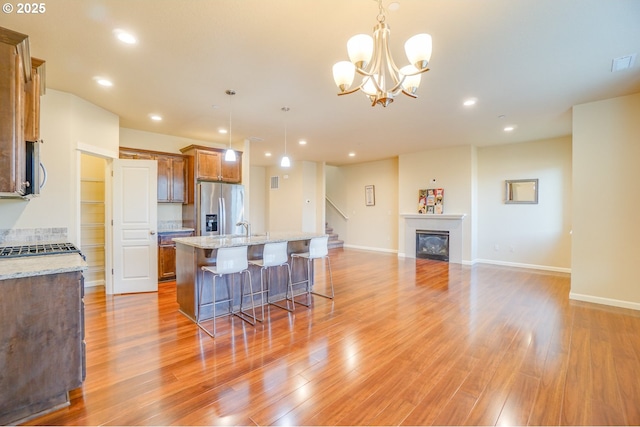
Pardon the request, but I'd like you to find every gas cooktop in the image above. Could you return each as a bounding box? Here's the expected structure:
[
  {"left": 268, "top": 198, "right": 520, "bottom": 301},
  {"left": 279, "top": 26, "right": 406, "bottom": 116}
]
[{"left": 0, "top": 243, "right": 82, "bottom": 259}]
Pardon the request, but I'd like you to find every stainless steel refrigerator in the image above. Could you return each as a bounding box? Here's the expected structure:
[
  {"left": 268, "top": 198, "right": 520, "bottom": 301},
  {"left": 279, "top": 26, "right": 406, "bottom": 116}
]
[{"left": 183, "top": 182, "right": 245, "bottom": 236}]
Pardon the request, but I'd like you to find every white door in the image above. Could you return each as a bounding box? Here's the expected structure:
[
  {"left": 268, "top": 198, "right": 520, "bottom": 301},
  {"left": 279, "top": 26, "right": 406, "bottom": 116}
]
[{"left": 112, "top": 159, "right": 158, "bottom": 294}]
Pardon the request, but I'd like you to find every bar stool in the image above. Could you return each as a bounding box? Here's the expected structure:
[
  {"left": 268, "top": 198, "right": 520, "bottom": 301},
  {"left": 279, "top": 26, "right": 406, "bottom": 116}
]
[
  {"left": 197, "top": 245, "right": 256, "bottom": 338},
  {"left": 249, "top": 241, "right": 295, "bottom": 319},
  {"left": 290, "top": 235, "right": 334, "bottom": 307}
]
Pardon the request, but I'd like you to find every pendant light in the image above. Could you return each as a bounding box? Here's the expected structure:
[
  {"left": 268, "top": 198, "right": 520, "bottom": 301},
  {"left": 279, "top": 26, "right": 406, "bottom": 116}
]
[
  {"left": 280, "top": 106, "right": 291, "bottom": 168},
  {"left": 224, "top": 89, "right": 237, "bottom": 162}
]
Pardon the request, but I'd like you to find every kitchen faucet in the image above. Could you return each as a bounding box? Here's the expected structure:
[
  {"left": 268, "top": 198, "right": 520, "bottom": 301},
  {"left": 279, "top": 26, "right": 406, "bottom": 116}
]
[{"left": 236, "top": 220, "right": 251, "bottom": 237}]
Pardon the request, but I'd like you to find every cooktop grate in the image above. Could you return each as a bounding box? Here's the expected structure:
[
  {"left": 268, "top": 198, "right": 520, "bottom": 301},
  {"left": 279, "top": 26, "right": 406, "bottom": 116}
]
[{"left": 0, "top": 243, "right": 82, "bottom": 259}]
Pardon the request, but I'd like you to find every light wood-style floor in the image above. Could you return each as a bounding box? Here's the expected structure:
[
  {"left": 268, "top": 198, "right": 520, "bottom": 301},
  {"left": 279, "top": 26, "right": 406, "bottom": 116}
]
[{"left": 25, "top": 248, "right": 640, "bottom": 426}]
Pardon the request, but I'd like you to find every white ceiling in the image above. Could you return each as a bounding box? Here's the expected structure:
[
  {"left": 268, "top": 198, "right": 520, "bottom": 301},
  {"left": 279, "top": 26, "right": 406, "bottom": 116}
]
[{"left": 3, "top": 0, "right": 640, "bottom": 167}]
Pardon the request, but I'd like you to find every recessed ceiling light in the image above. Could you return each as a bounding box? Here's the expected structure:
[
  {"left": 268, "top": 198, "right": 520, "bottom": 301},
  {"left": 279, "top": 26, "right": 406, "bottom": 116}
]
[
  {"left": 463, "top": 98, "right": 477, "bottom": 107},
  {"left": 265, "top": 152, "right": 272, "bottom": 157},
  {"left": 149, "top": 114, "right": 162, "bottom": 122},
  {"left": 96, "top": 78, "right": 113, "bottom": 87},
  {"left": 218, "top": 129, "right": 228, "bottom": 134},
  {"left": 299, "top": 140, "right": 307, "bottom": 145},
  {"left": 349, "top": 152, "right": 356, "bottom": 157},
  {"left": 114, "top": 29, "right": 137, "bottom": 45},
  {"left": 504, "top": 126, "right": 515, "bottom": 132}
]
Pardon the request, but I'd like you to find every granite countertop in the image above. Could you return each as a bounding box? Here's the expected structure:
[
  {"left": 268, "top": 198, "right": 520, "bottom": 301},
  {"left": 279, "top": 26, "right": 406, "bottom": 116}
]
[
  {"left": 0, "top": 253, "right": 88, "bottom": 281},
  {"left": 173, "top": 232, "right": 325, "bottom": 250}
]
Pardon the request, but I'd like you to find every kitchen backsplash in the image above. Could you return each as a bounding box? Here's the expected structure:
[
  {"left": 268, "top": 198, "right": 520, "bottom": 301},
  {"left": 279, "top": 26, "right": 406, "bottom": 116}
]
[
  {"left": 158, "top": 220, "right": 184, "bottom": 230},
  {"left": 0, "top": 227, "right": 68, "bottom": 245}
]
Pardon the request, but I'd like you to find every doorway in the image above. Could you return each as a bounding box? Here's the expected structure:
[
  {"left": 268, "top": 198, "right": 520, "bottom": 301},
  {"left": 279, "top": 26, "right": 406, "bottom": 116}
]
[{"left": 80, "top": 153, "right": 107, "bottom": 287}]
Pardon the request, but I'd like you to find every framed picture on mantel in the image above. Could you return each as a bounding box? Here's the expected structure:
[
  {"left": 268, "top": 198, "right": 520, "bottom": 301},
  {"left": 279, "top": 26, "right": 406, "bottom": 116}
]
[
  {"left": 365, "top": 185, "right": 375, "bottom": 206},
  {"left": 418, "top": 188, "right": 444, "bottom": 214}
]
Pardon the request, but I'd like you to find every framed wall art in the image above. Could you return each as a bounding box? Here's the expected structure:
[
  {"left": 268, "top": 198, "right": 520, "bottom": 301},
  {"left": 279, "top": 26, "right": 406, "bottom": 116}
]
[{"left": 365, "top": 185, "right": 375, "bottom": 206}]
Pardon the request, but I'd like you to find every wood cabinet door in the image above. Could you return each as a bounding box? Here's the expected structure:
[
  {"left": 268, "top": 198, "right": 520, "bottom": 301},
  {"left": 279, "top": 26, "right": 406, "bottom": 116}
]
[
  {"left": 158, "top": 244, "right": 177, "bottom": 279},
  {"left": 196, "top": 150, "right": 221, "bottom": 181},
  {"left": 220, "top": 152, "right": 242, "bottom": 183},
  {"left": 171, "top": 156, "right": 186, "bottom": 203},
  {"left": 156, "top": 156, "right": 171, "bottom": 202},
  {"left": 24, "top": 58, "right": 44, "bottom": 142}
]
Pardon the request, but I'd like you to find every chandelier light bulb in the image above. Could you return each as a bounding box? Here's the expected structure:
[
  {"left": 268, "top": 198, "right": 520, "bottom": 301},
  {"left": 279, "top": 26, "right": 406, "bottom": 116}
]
[
  {"left": 347, "top": 34, "right": 374, "bottom": 69},
  {"left": 405, "top": 33, "right": 432, "bottom": 69},
  {"left": 333, "top": 61, "right": 356, "bottom": 92}
]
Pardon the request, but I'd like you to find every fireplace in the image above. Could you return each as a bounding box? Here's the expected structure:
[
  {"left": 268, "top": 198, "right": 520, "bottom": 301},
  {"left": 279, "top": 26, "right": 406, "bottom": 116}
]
[{"left": 416, "top": 230, "right": 450, "bottom": 261}]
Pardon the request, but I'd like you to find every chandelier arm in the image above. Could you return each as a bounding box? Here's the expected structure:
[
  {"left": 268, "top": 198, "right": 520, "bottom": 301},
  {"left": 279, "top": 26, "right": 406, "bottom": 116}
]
[{"left": 401, "top": 89, "right": 418, "bottom": 99}]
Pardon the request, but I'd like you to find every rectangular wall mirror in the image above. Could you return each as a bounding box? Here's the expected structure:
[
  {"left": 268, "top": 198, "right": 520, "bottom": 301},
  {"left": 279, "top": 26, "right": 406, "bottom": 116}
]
[{"left": 505, "top": 179, "right": 538, "bottom": 204}]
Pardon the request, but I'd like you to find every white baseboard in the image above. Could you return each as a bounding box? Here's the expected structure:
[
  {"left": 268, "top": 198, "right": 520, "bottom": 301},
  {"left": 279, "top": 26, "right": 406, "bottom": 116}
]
[
  {"left": 569, "top": 292, "right": 640, "bottom": 311},
  {"left": 84, "top": 279, "right": 105, "bottom": 288},
  {"left": 473, "top": 258, "right": 571, "bottom": 274},
  {"left": 343, "top": 244, "right": 397, "bottom": 254}
]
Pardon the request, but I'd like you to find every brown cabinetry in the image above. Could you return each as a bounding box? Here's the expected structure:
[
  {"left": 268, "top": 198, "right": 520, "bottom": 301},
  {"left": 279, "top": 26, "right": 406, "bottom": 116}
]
[
  {"left": 180, "top": 145, "right": 242, "bottom": 184},
  {"left": 0, "top": 270, "right": 85, "bottom": 425},
  {"left": 158, "top": 230, "right": 194, "bottom": 281},
  {"left": 0, "top": 27, "right": 30, "bottom": 197},
  {"left": 119, "top": 147, "right": 187, "bottom": 203},
  {"left": 24, "top": 57, "right": 45, "bottom": 142}
]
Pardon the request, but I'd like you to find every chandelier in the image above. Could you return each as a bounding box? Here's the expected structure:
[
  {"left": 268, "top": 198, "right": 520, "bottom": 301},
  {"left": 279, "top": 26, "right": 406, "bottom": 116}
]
[{"left": 332, "top": 0, "right": 432, "bottom": 107}]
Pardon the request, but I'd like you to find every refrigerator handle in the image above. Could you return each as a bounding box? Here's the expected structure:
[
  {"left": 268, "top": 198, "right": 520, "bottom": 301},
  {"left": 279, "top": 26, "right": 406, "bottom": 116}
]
[{"left": 219, "top": 197, "right": 225, "bottom": 234}]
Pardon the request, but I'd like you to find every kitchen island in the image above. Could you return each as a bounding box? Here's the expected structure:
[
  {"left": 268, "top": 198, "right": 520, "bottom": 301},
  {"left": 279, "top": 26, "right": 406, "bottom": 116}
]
[{"left": 173, "top": 232, "right": 324, "bottom": 322}]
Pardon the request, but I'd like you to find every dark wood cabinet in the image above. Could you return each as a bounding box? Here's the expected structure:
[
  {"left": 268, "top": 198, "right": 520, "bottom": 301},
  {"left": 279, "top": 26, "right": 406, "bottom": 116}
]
[
  {"left": 0, "top": 270, "right": 85, "bottom": 425},
  {"left": 180, "top": 145, "right": 242, "bottom": 184},
  {"left": 158, "top": 230, "right": 194, "bottom": 281},
  {"left": 24, "top": 57, "right": 45, "bottom": 143},
  {"left": 119, "top": 147, "right": 187, "bottom": 203},
  {"left": 0, "top": 27, "right": 30, "bottom": 196}
]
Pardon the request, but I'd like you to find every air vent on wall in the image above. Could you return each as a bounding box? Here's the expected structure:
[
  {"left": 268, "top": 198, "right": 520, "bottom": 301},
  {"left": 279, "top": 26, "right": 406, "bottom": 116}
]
[{"left": 270, "top": 176, "right": 279, "bottom": 190}]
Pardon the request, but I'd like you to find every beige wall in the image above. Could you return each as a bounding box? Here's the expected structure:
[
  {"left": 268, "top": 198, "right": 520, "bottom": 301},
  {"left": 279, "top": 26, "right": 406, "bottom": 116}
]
[
  {"left": 119, "top": 127, "right": 227, "bottom": 154},
  {"left": 326, "top": 158, "right": 399, "bottom": 252},
  {"left": 398, "top": 146, "right": 475, "bottom": 261},
  {"left": 265, "top": 161, "right": 324, "bottom": 234},
  {"left": 0, "top": 89, "right": 118, "bottom": 245},
  {"left": 571, "top": 92, "right": 640, "bottom": 309},
  {"left": 477, "top": 137, "right": 572, "bottom": 271}
]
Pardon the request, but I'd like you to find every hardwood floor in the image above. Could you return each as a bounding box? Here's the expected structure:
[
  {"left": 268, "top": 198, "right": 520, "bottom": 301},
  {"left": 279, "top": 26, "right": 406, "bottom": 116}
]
[{"left": 24, "top": 248, "right": 640, "bottom": 426}]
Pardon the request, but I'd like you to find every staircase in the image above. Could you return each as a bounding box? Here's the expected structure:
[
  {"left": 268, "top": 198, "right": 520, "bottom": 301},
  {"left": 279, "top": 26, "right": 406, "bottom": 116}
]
[{"left": 326, "top": 223, "right": 344, "bottom": 249}]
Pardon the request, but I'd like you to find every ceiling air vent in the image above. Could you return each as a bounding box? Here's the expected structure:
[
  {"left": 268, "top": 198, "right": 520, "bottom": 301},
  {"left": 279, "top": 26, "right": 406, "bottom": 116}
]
[
  {"left": 270, "top": 176, "right": 279, "bottom": 190},
  {"left": 611, "top": 54, "right": 636, "bottom": 72}
]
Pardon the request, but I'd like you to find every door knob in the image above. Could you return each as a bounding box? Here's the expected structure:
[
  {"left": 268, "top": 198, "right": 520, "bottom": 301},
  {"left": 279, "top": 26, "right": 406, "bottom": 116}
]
[{"left": 150, "top": 231, "right": 156, "bottom": 235}]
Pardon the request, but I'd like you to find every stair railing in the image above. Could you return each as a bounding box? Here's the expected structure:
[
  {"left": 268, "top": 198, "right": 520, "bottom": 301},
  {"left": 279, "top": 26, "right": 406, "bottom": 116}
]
[{"left": 326, "top": 196, "right": 349, "bottom": 220}]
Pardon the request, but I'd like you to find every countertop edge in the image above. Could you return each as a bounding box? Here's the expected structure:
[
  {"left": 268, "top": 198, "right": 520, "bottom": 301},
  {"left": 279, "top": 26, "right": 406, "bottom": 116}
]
[
  {"left": 173, "top": 232, "right": 326, "bottom": 249},
  {"left": 0, "top": 253, "right": 88, "bottom": 281}
]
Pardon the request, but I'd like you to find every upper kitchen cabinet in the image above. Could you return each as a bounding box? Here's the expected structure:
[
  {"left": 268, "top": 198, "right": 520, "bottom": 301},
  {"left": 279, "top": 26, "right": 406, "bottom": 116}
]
[
  {"left": 24, "top": 57, "right": 45, "bottom": 142},
  {"left": 119, "top": 147, "right": 187, "bottom": 203},
  {"left": 0, "top": 27, "right": 32, "bottom": 197},
  {"left": 156, "top": 154, "right": 186, "bottom": 203},
  {"left": 180, "top": 145, "right": 242, "bottom": 184}
]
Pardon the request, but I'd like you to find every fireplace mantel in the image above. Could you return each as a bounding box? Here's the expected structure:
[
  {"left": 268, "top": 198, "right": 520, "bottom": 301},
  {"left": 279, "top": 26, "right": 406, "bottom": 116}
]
[
  {"left": 400, "top": 214, "right": 466, "bottom": 221},
  {"left": 400, "top": 213, "right": 467, "bottom": 263}
]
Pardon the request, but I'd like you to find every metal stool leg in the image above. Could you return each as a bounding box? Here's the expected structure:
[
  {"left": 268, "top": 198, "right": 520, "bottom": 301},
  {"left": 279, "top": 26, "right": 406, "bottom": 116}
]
[
  {"left": 311, "top": 256, "right": 334, "bottom": 299},
  {"left": 237, "top": 270, "right": 257, "bottom": 325},
  {"left": 267, "top": 263, "right": 295, "bottom": 312}
]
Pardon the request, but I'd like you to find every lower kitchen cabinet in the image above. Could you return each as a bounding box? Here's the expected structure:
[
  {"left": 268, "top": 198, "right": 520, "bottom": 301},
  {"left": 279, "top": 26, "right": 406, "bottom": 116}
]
[
  {"left": 158, "top": 230, "right": 194, "bottom": 281},
  {"left": 0, "top": 270, "right": 85, "bottom": 425}
]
